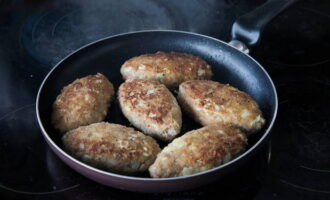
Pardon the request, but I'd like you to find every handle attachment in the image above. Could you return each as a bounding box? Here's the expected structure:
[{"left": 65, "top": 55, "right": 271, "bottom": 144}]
[
  {"left": 229, "top": 0, "right": 298, "bottom": 53},
  {"left": 228, "top": 40, "right": 250, "bottom": 54}
]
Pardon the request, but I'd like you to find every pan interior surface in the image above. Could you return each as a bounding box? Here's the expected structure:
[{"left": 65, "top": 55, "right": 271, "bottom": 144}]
[{"left": 37, "top": 31, "right": 277, "bottom": 181}]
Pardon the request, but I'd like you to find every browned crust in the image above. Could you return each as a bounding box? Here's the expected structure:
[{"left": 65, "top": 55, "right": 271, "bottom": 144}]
[
  {"left": 119, "top": 79, "right": 173, "bottom": 123},
  {"left": 52, "top": 73, "right": 114, "bottom": 133},
  {"left": 118, "top": 79, "right": 182, "bottom": 141},
  {"left": 120, "top": 51, "right": 213, "bottom": 89},
  {"left": 178, "top": 80, "right": 265, "bottom": 133},
  {"left": 62, "top": 122, "right": 161, "bottom": 174},
  {"left": 149, "top": 124, "right": 247, "bottom": 178}
]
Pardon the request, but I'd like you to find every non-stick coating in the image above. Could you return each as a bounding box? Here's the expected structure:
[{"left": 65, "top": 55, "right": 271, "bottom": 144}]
[{"left": 36, "top": 31, "right": 277, "bottom": 192}]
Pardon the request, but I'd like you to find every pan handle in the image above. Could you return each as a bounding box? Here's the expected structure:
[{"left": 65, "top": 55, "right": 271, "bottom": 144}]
[{"left": 229, "top": 0, "right": 298, "bottom": 53}]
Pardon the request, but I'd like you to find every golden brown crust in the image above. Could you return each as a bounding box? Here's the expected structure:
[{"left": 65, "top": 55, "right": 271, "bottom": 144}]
[
  {"left": 62, "top": 122, "right": 161, "bottom": 174},
  {"left": 118, "top": 79, "right": 182, "bottom": 141},
  {"left": 120, "top": 51, "right": 213, "bottom": 89},
  {"left": 178, "top": 80, "right": 265, "bottom": 133},
  {"left": 52, "top": 73, "right": 114, "bottom": 133},
  {"left": 149, "top": 124, "right": 247, "bottom": 178}
]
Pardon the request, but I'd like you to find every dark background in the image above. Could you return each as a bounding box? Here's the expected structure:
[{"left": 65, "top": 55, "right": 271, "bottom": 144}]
[{"left": 0, "top": 0, "right": 329, "bottom": 199}]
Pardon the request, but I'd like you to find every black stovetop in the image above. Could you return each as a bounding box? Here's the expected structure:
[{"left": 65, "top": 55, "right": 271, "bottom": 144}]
[{"left": 0, "top": 0, "right": 329, "bottom": 199}]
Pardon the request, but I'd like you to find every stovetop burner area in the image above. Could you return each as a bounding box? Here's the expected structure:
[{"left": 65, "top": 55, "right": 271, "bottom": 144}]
[
  {"left": 0, "top": 0, "right": 329, "bottom": 199},
  {"left": 254, "top": 3, "right": 330, "bottom": 67},
  {"left": 0, "top": 104, "right": 269, "bottom": 199},
  {"left": 18, "top": 0, "right": 257, "bottom": 66}
]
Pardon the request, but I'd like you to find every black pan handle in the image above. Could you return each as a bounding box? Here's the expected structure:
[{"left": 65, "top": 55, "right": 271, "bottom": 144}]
[{"left": 229, "top": 0, "right": 298, "bottom": 53}]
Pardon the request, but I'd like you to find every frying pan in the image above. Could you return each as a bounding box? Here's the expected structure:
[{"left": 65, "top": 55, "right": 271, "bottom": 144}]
[{"left": 36, "top": 0, "right": 297, "bottom": 193}]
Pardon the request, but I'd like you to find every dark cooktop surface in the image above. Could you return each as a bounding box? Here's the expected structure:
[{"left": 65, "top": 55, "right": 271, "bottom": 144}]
[{"left": 0, "top": 0, "right": 329, "bottom": 199}]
